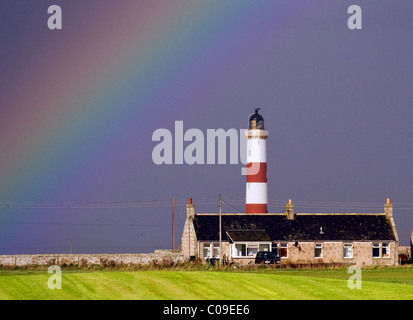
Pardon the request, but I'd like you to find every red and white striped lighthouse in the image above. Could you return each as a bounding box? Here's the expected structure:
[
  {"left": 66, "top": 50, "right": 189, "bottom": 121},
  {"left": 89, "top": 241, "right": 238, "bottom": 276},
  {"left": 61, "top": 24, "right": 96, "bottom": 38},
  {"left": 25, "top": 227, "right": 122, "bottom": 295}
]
[{"left": 245, "top": 108, "right": 268, "bottom": 214}]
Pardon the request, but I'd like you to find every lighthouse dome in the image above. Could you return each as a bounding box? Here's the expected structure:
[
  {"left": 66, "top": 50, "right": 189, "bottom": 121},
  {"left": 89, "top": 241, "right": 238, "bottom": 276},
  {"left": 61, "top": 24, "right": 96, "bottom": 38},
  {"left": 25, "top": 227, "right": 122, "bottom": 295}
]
[{"left": 249, "top": 108, "right": 264, "bottom": 129}]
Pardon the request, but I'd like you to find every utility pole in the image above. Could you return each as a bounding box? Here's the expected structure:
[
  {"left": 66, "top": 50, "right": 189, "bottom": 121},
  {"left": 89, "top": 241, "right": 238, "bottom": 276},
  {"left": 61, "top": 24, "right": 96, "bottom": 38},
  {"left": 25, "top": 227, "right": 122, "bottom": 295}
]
[
  {"left": 219, "top": 194, "right": 222, "bottom": 268},
  {"left": 172, "top": 197, "right": 175, "bottom": 252},
  {"left": 68, "top": 238, "right": 74, "bottom": 254}
]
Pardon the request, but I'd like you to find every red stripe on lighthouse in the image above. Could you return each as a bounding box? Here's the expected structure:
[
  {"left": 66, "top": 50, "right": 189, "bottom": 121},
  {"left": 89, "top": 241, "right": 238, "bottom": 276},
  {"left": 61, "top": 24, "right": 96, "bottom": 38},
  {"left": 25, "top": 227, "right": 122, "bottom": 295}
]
[
  {"left": 246, "top": 204, "right": 268, "bottom": 214},
  {"left": 246, "top": 162, "right": 267, "bottom": 183}
]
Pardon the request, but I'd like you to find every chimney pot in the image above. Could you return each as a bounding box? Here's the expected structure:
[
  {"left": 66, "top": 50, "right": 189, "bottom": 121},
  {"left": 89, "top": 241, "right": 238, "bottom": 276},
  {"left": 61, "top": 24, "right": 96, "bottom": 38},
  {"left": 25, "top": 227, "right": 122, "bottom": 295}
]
[
  {"left": 384, "top": 197, "right": 393, "bottom": 218},
  {"left": 286, "top": 199, "right": 295, "bottom": 220}
]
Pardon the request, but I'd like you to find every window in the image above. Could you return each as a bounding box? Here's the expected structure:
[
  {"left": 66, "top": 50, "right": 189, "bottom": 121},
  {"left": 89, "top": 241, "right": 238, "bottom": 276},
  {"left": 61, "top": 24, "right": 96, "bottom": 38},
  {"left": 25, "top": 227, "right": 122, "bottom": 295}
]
[
  {"left": 213, "top": 243, "right": 220, "bottom": 258},
  {"left": 203, "top": 243, "right": 211, "bottom": 258},
  {"left": 247, "top": 244, "right": 258, "bottom": 257},
  {"left": 233, "top": 243, "right": 271, "bottom": 257},
  {"left": 314, "top": 243, "right": 323, "bottom": 258},
  {"left": 372, "top": 243, "right": 381, "bottom": 258},
  {"left": 234, "top": 244, "right": 246, "bottom": 257},
  {"left": 280, "top": 243, "right": 288, "bottom": 258},
  {"left": 343, "top": 243, "right": 353, "bottom": 258},
  {"left": 382, "top": 243, "right": 390, "bottom": 258},
  {"left": 271, "top": 243, "right": 279, "bottom": 257}
]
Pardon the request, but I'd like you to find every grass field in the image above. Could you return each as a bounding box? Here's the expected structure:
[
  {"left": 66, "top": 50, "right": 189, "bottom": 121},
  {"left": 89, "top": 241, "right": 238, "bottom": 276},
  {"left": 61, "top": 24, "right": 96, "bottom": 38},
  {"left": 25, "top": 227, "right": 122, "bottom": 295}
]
[{"left": 0, "top": 267, "right": 412, "bottom": 300}]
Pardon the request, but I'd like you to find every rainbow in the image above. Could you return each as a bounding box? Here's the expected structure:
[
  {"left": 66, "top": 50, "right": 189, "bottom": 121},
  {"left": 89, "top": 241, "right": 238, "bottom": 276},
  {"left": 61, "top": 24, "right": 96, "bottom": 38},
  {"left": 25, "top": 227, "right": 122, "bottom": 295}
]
[{"left": 0, "top": 1, "right": 310, "bottom": 252}]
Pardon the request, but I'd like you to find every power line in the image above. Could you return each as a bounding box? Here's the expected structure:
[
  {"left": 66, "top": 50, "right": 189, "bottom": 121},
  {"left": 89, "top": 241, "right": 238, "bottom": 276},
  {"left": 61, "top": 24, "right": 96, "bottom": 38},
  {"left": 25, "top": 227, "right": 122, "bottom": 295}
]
[
  {"left": 0, "top": 198, "right": 218, "bottom": 209},
  {"left": 0, "top": 220, "right": 181, "bottom": 227},
  {"left": 0, "top": 198, "right": 413, "bottom": 212},
  {"left": 221, "top": 198, "right": 243, "bottom": 213}
]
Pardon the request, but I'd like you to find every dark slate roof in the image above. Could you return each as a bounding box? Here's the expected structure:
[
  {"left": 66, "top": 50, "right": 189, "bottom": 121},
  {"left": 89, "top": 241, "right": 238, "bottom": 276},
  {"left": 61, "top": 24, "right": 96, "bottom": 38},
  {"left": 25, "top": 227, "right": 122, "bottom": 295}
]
[
  {"left": 193, "top": 214, "right": 396, "bottom": 242},
  {"left": 226, "top": 230, "right": 271, "bottom": 242}
]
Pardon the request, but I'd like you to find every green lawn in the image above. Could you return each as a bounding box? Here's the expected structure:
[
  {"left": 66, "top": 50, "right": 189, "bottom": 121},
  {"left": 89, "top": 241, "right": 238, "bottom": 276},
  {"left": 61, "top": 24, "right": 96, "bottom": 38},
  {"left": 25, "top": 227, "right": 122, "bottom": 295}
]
[{"left": 0, "top": 268, "right": 412, "bottom": 300}]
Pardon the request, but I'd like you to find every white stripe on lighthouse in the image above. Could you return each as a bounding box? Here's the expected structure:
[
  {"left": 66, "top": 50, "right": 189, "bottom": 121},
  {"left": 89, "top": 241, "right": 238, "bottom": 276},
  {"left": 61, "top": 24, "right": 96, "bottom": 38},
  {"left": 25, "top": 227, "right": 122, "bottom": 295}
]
[
  {"left": 246, "top": 138, "right": 267, "bottom": 163},
  {"left": 246, "top": 183, "right": 268, "bottom": 204}
]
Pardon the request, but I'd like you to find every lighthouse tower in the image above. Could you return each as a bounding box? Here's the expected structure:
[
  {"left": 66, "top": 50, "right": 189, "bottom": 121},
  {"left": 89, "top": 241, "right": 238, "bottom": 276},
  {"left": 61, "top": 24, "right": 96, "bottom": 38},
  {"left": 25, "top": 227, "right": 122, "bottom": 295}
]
[{"left": 245, "top": 108, "right": 268, "bottom": 214}]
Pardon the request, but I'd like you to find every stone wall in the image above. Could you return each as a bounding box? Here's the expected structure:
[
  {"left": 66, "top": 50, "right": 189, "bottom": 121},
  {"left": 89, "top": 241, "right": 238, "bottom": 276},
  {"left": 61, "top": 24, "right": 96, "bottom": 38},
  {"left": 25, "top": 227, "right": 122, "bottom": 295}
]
[{"left": 0, "top": 251, "right": 184, "bottom": 267}]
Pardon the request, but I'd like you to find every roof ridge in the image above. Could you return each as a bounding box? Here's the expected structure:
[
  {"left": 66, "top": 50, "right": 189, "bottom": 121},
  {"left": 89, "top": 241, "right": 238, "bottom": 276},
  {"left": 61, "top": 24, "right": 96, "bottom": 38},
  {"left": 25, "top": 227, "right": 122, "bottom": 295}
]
[{"left": 195, "top": 212, "right": 385, "bottom": 216}]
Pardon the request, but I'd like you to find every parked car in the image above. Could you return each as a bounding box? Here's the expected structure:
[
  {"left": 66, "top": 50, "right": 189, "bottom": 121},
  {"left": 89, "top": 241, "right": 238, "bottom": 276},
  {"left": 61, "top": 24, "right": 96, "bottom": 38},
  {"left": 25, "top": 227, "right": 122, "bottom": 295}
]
[{"left": 255, "top": 251, "right": 280, "bottom": 265}]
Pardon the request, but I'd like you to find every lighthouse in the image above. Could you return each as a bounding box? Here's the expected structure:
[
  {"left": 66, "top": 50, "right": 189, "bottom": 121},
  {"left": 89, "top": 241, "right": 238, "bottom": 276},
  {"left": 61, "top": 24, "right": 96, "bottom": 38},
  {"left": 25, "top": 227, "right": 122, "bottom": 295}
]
[{"left": 245, "top": 108, "right": 268, "bottom": 214}]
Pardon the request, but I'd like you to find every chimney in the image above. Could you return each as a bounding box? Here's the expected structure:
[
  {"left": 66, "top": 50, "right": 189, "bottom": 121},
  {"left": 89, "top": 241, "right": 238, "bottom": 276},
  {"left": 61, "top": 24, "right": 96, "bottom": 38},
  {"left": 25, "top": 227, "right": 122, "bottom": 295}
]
[
  {"left": 384, "top": 197, "right": 393, "bottom": 219},
  {"left": 181, "top": 198, "right": 197, "bottom": 259},
  {"left": 286, "top": 199, "right": 295, "bottom": 220},
  {"left": 186, "top": 198, "right": 195, "bottom": 219}
]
